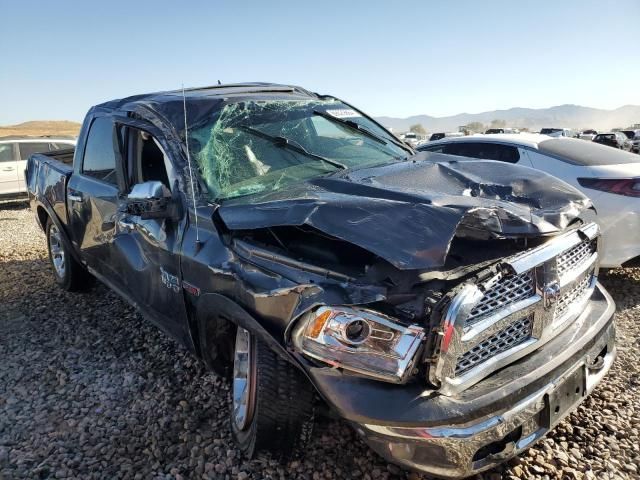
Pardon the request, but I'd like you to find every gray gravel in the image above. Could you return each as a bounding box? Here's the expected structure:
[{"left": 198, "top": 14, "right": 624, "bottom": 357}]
[{"left": 1, "top": 201, "right": 639, "bottom": 480}]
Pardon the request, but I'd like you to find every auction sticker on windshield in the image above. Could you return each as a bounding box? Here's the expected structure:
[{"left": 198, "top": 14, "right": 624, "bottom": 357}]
[{"left": 325, "top": 109, "right": 361, "bottom": 118}]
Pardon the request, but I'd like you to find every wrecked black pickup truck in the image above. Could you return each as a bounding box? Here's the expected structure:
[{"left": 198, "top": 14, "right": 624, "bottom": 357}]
[{"left": 27, "top": 83, "right": 616, "bottom": 478}]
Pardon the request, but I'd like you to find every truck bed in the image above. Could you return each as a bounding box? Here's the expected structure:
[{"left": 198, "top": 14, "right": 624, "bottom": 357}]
[{"left": 26, "top": 149, "right": 75, "bottom": 228}]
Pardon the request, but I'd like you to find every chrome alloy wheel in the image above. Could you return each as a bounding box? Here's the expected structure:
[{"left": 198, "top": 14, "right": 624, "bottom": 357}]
[
  {"left": 48, "top": 224, "right": 66, "bottom": 279},
  {"left": 232, "top": 327, "right": 255, "bottom": 431}
]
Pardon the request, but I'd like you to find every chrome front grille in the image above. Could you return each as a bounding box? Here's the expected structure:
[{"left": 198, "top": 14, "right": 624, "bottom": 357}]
[
  {"left": 455, "top": 316, "right": 533, "bottom": 376},
  {"left": 431, "top": 223, "right": 600, "bottom": 396},
  {"left": 557, "top": 239, "right": 596, "bottom": 277},
  {"left": 466, "top": 271, "right": 535, "bottom": 326}
]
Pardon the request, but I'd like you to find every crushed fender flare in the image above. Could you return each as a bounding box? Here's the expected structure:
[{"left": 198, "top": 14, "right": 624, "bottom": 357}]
[{"left": 194, "top": 293, "right": 301, "bottom": 372}]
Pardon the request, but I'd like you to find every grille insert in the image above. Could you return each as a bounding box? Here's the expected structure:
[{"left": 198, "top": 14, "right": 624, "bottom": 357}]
[
  {"left": 455, "top": 316, "right": 534, "bottom": 376},
  {"left": 465, "top": 271, "right": 535, "bottom": 326},
  {"left": 557, "top": 239, "right": 596, "bottom": 277},
  {"left": 555, "top": 274, "right": 591, "bottom": 321}
]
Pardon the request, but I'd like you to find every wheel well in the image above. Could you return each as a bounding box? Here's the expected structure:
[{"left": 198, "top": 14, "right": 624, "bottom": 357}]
[
  {"left": 197, "top": 311, "right": 236, "bottom": 377},
  {"left": 36, "top": 206, "right": 49, "bottom": 231},
  {"left": 194, "top": 293, "right": 299, "bottom": 377}
]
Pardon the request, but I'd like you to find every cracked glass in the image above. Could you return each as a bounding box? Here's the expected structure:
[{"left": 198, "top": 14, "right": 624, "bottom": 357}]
[{"left": 190, "top": 99, "right": 408, "bottom": 200}]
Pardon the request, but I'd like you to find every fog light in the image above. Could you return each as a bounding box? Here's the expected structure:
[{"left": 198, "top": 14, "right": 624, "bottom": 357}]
[{"left": 389, "top": 442, "right": 416, "bottom": 461}]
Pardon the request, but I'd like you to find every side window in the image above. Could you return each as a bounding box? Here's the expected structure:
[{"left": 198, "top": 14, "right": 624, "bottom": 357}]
[
  {"left": 126, "top": 128, "right": 170, "bottom": 191},
  {"left": 0, "top": 143, "right": 15, "bottom": 162},
  {"left": 419, "top": 144, "right": 445, "bottom": 153},
  {"left": 486, "top": 144, "right": 520, "bottom": 163},
  {"left": 18, "top": 142, "right": 51, "bottom": 160},
  {"left": 82, "top": 117, "right": 118, "bottom": 185},
  {"left": 442, "top": 143, "right": 482, "bottom": 157},
  {"left": 443, "top": 142, "right": 520, "bottom": 163},
  {"left": 49, "top": 142, "right": 73, "bottom": 151}
]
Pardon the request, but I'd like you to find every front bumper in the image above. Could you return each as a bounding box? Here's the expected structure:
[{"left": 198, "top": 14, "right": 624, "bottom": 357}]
[{"left": 307, "top": 283, "right": 616, "bottom": 478}]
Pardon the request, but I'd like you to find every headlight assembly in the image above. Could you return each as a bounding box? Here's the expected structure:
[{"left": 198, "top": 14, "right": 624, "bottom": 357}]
[{"left": 292, "top": 306, "right": 425, "bottom": 383}]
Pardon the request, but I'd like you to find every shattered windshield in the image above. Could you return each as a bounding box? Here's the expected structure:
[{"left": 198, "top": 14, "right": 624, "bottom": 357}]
[{"left": 190, "top": 99, "right": 408, "bottom": 200}]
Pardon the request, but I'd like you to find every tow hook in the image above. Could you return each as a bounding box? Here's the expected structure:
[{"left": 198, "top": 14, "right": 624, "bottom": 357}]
[
  {"left": 587, "top": 356, "right": 605, "bottom": 371},
  {"left": 586, "top": 350, "right": 606, "bottom": 371}
]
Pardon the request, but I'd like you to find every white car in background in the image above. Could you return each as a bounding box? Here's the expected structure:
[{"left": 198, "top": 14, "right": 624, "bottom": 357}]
[
  {"left": 418, "top": 133, "right": 640, "bottom": 268},
  {"left": 540, "top": 127, "right": 576, "bottom": 138},
  {"left": 578, "top": 129, "right": 598, "bottom": 141},
  {"left": 0, "top": 137, "right": 76, "bottom": 198},
  {"left": 401, "top": 132, "right": 426, "bottom": 146}
]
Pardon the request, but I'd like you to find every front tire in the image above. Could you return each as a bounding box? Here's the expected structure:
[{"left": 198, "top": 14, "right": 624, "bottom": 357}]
[
  {"left": 46, "top": 218, "right": 94, "bottom": 291},
  {"left": 230, "top": 327, "right": 314, "bottom": 460}
]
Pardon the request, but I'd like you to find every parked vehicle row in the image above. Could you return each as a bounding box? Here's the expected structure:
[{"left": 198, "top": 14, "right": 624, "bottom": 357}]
[
  {"left": 26, "top": 83, "right": 617, "bottom": 478},
  {"left": 0, "top": 137, "right": 75, "bottom": 197},
  {"left": 563, "top": 128, "right": 640, "bottom": 153}
]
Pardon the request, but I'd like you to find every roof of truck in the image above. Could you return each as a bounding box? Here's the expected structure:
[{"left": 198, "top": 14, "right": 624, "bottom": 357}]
[
  {"left": 90, "top": 82, "right": 398, "bottom": 150},
  {"left": 95, "top": 82, "right": 319, "bottom": 111}
]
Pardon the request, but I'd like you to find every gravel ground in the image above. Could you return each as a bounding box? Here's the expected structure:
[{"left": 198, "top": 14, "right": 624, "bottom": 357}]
[{"left": 1, "top": 201, "right": 639, "bottom": 480}]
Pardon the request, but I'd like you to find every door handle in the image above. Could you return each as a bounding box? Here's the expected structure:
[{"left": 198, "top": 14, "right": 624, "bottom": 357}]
[
  {"left": 2, "top": 167, "right": 14, "bottom": 171},
  {"left": 68, "top": 193, "right": 83, "bottom": 202}
]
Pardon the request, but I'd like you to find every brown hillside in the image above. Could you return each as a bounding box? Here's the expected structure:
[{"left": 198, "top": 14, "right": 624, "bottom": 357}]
[{"left": 0, "top": 120, "right": 81, "bottom": 138}]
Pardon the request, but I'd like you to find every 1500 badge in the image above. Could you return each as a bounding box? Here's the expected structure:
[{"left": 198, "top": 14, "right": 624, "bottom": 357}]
[
  {"left": 160, "top": 268, "right": 200, "bottom": 296},
  {"left": 160, "top": 267, "right": 181, "bottom": 293}
]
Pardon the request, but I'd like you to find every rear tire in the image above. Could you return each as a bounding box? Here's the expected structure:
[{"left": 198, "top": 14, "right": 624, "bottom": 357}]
[
  {"left": 46, "top": 218, "right": 94, "bottom": 292},
  {"left": 230, "top": 327, "right": 315, "bottom": 460}
]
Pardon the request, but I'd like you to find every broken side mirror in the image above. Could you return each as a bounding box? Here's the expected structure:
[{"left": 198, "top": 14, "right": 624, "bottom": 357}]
[{"left": 125, "top": 180, "right": 182, "bottom": 220}]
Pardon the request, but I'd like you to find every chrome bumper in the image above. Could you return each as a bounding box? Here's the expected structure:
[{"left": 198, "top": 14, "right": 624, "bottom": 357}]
[{"left": 352, "top": 284, "right": 616, "bottom": 478}]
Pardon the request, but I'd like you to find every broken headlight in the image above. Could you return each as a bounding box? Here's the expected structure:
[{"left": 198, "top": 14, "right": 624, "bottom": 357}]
[{"left": 292, "top": 306, "right": 425, "bottom": 383}]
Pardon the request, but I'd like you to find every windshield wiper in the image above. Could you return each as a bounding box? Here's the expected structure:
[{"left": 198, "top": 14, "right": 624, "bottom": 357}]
[
  {"left": 238, "top": 125, "right": 347, "bottom": 170},
  {"left": 313, "top": 110, "right": 413, "bottom": 154}
]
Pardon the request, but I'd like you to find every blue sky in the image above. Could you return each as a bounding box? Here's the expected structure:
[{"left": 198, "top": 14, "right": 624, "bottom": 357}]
[{"left": 1, "top": 0, "right": 639, "bottom": 124}]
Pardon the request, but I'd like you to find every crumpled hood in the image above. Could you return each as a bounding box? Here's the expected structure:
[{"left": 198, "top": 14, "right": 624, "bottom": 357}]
[{"left": 218, "top": 152, "right": 592, "bottom": 270}]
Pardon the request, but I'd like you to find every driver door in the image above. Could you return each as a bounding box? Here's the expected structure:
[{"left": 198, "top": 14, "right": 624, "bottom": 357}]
[{"left": 111, "top": 121, "right": 192, "bottom": 346}]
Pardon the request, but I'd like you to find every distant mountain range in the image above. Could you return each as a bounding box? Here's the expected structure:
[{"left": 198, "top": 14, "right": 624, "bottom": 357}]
[
  {"left": 376, "top": 104, "right": 640, "bottom": 133},
  {"left": 0, "top": 120, "right": 81, "bottom": 138}
]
